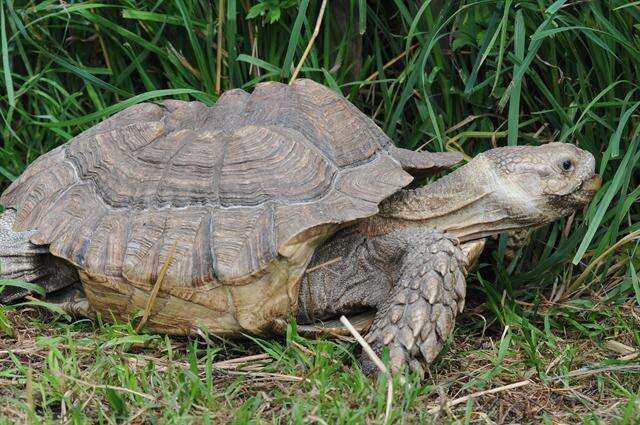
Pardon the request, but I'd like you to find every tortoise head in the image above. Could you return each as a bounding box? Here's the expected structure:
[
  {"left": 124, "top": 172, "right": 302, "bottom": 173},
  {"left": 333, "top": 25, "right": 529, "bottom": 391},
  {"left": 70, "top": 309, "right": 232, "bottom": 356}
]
[{"left": 481, "top": 142, "right": 601, "bottom": 225}]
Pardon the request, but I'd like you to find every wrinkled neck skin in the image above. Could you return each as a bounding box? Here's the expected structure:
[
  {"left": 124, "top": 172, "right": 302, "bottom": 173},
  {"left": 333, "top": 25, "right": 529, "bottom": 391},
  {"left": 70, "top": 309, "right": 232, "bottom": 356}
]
[{"left": 370, "top": 155, "right": 542, "bottom": 242}]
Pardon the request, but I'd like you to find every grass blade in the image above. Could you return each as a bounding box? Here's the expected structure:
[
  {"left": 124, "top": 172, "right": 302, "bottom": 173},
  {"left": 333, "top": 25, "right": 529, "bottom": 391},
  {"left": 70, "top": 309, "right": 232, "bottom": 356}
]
[
  {"left": 41, "top": 88, "right": 207, "bottom": 128},
  {"left": 1, "top": 2, "right": 14, "bottom": 107},
  {"left": 281, "top": 0, "right": 310, "bottom": 78},
  {"left": 507, "top": 10, "right": 524, "bottom": 146}
]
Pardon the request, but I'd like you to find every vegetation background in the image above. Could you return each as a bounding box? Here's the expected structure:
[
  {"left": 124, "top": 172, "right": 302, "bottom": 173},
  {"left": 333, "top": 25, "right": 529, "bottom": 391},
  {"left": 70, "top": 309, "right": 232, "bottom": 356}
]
[{"left": 0, "top": 0, "right": 639, "bottom": 423}]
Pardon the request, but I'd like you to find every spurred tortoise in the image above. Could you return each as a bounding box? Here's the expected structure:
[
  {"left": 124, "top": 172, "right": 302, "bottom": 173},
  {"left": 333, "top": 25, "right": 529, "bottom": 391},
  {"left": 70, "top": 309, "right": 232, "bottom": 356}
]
[{"left": 0, "top": 79, "right": 601, "bottom": 373}]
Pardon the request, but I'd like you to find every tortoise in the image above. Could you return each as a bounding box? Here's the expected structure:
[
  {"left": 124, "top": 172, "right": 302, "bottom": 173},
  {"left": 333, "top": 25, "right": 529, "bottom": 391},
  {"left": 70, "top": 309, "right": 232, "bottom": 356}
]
[{"left": 0, "top": 79, "right": 601, "bottom": 373}]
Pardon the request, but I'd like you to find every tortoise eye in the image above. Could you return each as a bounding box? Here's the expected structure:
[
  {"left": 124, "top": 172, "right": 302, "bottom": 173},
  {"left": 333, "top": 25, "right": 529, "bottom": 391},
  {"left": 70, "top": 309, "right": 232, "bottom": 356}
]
[{"left": 561, "top": 159, "right": 573, "bottom": 171}]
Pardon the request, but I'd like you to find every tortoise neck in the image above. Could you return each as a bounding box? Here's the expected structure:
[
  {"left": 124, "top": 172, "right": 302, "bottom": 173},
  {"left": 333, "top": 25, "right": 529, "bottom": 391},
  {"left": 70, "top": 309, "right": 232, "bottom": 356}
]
[{"left": 378, "top": 155, "right": 528, "bottom": 241}]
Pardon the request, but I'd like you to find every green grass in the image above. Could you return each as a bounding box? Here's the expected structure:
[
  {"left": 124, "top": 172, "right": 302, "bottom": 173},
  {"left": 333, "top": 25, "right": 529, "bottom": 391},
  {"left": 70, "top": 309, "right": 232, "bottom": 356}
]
[{"left": 1, "top": 0, "right": 639, "bottom": 423}]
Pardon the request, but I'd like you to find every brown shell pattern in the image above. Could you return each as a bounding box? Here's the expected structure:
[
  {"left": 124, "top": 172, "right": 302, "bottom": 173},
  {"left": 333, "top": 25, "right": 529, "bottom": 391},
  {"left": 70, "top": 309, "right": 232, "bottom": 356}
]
[{"left": 1, "top": 79, "right": 412, "bottom": 289}]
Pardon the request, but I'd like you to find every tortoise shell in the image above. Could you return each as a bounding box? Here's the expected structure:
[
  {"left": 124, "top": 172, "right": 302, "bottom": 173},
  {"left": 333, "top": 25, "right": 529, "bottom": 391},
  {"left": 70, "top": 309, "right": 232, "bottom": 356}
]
[{"left": 1, "top": 79, "right": 459, "bottom": 316}]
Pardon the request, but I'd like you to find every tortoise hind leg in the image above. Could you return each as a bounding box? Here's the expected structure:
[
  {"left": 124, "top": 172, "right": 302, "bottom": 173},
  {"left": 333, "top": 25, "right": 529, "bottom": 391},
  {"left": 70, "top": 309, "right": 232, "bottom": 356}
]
[
  {"left": 45, "top": 284, "right": 93, "bottom": 317},
  {"left": 0, "top": 209, "right": 79, "bottom": 303}
]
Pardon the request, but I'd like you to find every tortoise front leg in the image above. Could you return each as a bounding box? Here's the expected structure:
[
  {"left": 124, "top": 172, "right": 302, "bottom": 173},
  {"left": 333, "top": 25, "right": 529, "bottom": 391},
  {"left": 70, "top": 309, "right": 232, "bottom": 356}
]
[
  {"left": 299, "top": 226, "right": 467, "bottom": 375},
  {"left": 362, "top": 228, "right": 467, "bottom": 376}
]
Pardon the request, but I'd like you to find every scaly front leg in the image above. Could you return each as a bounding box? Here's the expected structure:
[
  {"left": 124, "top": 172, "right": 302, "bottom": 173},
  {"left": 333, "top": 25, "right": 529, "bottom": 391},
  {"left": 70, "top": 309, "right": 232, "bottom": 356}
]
[
  {"left": 298, "top": 226, "right": 468, "bottom": 375},
  {"left": 362, "top": 228, "right": 467, "bottom": 376}
]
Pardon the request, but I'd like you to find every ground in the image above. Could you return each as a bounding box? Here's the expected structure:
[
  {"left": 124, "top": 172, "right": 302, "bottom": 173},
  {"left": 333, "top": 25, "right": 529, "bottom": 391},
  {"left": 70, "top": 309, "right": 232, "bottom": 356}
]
[
  {"left": 1, "top": 1, "right": 640, "bottom": 423},
  {"left": 1, "top": 278, "right": 638, "bottom": 424}
]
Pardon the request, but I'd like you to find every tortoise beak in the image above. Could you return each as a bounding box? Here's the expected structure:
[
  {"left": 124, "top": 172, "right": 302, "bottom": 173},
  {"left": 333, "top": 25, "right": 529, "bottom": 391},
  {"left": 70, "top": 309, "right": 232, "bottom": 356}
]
[
  {"left": 582, "top": 174, "right": 602, "bottom": 193},
  {"left": 571, "top": 174, "right": 601, "bottom": 205}
]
